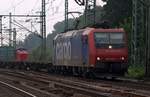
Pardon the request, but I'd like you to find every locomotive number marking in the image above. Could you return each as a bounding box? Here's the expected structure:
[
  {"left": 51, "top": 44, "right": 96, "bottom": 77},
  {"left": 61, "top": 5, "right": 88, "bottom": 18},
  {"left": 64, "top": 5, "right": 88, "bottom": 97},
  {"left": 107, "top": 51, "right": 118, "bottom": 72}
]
[{"left": 56, "top": 41, "right": 71, "bottom": 60}]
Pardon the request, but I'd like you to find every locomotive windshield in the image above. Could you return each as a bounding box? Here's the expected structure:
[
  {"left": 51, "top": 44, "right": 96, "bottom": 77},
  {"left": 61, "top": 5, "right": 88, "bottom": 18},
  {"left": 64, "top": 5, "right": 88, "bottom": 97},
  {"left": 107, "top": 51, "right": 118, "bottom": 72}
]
[
  {"left": 94, "top": 32, "right": 125, "bottom": 48},
  {"left": 110, "top": 33, "right": 124, "bottom": 44}
]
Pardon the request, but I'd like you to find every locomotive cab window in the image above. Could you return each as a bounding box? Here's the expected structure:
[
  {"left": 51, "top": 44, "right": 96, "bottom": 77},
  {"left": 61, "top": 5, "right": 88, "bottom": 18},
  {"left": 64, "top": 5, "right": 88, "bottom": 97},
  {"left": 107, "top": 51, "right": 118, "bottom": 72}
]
[
  {"left": 110, "top": 33, "right": 124, "bottom": 44},
  {"left": 94, "top": 33, "right": 109, "bottom": 44},
  {"left": 94, "top": 32, "right": 125, "bottom": 48}
]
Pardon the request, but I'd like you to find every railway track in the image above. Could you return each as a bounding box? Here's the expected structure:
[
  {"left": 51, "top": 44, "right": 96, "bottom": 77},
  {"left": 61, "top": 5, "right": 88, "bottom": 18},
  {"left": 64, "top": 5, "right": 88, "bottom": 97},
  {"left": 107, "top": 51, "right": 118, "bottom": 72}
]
[
  {"left": 0, "top": 69, "right": 109, "bottom": 97},
  {"left": 21, "top": 70, "right": 150, "bottom": 92},
  {"left": 25, "top": 72, "right": 150, "bottom": 97},
  {"left": 0, "top": 80, "right": 36, "bottom": 97},
  {"left": 0, "top": 70, "right": 65, "bottom": 97},
  {"left": 0, "top": 69, "right": 150, "bottom": 97}
]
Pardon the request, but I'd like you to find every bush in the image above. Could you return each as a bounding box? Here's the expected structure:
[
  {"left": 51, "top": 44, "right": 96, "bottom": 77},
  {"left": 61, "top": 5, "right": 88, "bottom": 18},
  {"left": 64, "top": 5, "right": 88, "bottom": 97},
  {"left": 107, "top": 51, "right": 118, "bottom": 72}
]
[
  {"left": 126, "top": 65, "right": 145, "bottom": 79},
  {"left": 29, "top": 46, "right": 52, "bottom": 62}
]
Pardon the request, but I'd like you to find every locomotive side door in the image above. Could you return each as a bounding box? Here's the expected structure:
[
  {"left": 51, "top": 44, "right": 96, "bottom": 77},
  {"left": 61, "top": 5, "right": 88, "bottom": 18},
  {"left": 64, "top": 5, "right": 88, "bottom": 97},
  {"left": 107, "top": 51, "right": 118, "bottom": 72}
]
[{"left": 82, "top": 35, "right": 89, "bottom": 65}]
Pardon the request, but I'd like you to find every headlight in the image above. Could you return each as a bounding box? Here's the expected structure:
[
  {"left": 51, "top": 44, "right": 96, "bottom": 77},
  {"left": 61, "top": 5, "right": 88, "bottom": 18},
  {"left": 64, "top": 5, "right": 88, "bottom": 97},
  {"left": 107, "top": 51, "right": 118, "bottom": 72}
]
[
  {"left": 97, "top": 57, "right": 100, "bottom": 61},
  {"left": 121, "top": 57, "right": 125, "bottom": 60},
  {"left": 109, "top": 45, "right": 112, "bottom": 49}
]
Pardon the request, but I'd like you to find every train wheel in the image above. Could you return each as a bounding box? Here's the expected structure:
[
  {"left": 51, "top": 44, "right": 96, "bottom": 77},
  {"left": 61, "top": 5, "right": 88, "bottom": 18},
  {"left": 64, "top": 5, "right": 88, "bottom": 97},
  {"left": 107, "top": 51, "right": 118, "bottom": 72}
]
[
  {"left": 47, "top": 66, "right": 53, "bottom": 73},
  {"left": 82, "top": 68, "right": 87, "bottom": 78},
  {"left": 68, "top": 67, "right": 73, "bottom": 76},
  {"left": 59, "top": 66, "right": 63, "bottom": 74},
  {"left": 83, "top": 68, "right": 95, "bottom": 79},
  {"left": 72, "top": 67, "right": 78, "bottom": 76},
  {"left": 26, "top": 66, "right": 30, "bottom": 71},
  {"left": 77, "top": 67, "right": 83, "bottom": 77}
]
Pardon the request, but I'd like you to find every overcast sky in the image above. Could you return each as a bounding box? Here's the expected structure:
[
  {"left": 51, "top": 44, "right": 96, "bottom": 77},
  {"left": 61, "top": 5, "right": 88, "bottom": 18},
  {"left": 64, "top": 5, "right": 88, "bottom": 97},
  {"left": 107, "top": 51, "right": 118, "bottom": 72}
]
[{"left": 0, "top": 0, "right": 105, "bottom": 42}]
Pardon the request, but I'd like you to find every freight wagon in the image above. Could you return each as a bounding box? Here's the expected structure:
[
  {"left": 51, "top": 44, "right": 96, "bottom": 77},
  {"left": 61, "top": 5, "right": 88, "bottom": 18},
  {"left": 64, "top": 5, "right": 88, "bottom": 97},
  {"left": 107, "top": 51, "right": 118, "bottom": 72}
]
[{"left": 0, "top": 46, "right": 15, "bottom": 62}]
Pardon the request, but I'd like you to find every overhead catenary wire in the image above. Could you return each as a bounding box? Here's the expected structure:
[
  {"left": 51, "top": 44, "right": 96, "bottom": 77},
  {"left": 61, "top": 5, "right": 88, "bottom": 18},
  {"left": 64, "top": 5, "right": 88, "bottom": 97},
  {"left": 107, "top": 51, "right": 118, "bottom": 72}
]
[
  {"left": 12, "top": 20, "right": 42, "bottom": 38},
  {"left": 0, "top": 0, "right": 86, "bottom": 45},
  {"left": 26, "top": 0, "right": 40, "bottom": 15},
  {"left": 0, "top": 0, "right": 25, "bottom": 14}
]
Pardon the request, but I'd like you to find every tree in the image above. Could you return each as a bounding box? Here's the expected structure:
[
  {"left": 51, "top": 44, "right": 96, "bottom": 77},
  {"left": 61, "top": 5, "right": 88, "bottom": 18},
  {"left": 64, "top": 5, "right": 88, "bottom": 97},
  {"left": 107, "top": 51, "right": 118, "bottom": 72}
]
[
  {"left": 75, "top": 6, "right": 103, "bottom": 28},
  {"left": 102, "top": 0, "right": 132, "bottom": 27},
  {"left": 29, "top": 45, "right": 52, "bottom": 61},
  {"left": 23, "top": 34, "right": 42, "bottom": 51},
  {"left": 47, "top": 18, "right": 75, "bottom": 48},
  {"left": 52, "top": 18, "right": 75, "bottom": 34}
]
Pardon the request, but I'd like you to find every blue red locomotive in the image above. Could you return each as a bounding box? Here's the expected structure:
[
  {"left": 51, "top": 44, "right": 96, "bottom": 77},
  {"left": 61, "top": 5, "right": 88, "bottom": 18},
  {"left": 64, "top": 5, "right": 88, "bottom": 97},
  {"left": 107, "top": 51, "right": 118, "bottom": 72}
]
[{"left": 53, "top": 27, "right": 128, "bottom": 75}]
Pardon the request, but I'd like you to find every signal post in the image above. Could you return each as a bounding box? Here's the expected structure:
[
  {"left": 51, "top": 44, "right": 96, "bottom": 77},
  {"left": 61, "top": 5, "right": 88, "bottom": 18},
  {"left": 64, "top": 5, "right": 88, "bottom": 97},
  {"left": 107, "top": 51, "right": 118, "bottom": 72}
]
[{"left": 147, "top": 0, "right": 150, "bottom": 77}]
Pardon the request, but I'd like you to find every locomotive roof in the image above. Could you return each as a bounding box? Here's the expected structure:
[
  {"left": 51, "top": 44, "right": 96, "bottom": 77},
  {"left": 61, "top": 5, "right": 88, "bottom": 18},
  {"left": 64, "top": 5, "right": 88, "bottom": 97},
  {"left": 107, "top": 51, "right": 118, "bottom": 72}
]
[
  {"left": 93, "top": 28, "right": 125, "bottom": 32},
  {"left": 54, "top": 29, "right": 85, "bottom": 40},
  {"left": 53, "top": 28, "right": 125, "bottom": 40}
]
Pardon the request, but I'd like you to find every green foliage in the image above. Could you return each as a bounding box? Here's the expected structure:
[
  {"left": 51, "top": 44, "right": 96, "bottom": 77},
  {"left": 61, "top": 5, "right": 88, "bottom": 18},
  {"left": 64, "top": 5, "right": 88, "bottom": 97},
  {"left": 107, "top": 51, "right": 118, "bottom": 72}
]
[
  {"left": 120, "top": 18, "right": 132, "bottom": 33},
  {"left": 23, "top": 33, "right": 42, "bottom": 50},
  {"left": 29, "top": 46, "right": 41, "bottom": 61},
  {"left": 52, "top": 18, "right": 75, "bottom": 33},
  {"left": 29, "top": 46, "right": 52, "bottom": 62},
  {"left": 102, "top": 0, "right": 132, "bottom": 27},
  {"left": 120, "top": 17, "right": 132, "bottom": 63},
  {"left": 77, "top": 6, "right": 103, "bottom": 29},
  {"left": 76, "top": 15, "right": 85, "bottom": 29},
  {"left": 46, "top": 33, "right": 56, "bottom": 48},
  {"left": 44, "top": 47, "right": 52, "bottom": 62},
  {"left": 126, "top": 65, "right": 145, "bottom": 79}
]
